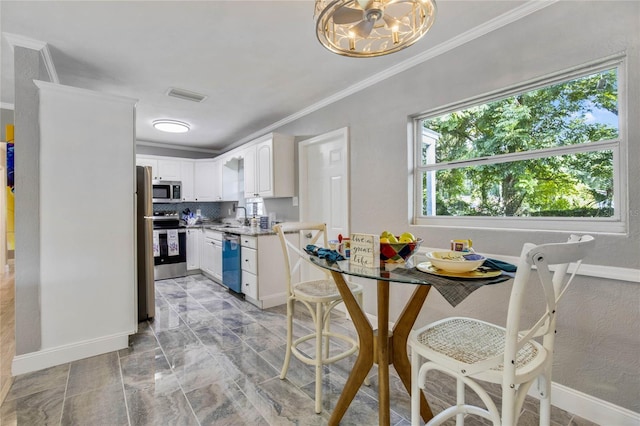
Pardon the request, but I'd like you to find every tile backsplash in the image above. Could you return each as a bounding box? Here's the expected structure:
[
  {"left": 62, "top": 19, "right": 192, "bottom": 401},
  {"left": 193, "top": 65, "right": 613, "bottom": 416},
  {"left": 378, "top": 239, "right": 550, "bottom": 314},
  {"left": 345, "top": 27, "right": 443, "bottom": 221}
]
[{"left": 152, "top": 202, "right": 222, "bottom": 220}]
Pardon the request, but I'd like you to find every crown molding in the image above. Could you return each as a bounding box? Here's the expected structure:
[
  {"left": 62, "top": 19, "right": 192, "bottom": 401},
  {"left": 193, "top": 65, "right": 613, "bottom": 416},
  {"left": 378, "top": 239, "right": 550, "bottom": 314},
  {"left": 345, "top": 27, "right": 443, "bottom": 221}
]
[
  {"left": 3, "top": 32, "right": 59, "bottom": 84},
  {"left": 235, "top": 0, "right": 558, "bottom": 146},
  {"left": 136, "top": 139, "right": 219, "bottom": 155}
]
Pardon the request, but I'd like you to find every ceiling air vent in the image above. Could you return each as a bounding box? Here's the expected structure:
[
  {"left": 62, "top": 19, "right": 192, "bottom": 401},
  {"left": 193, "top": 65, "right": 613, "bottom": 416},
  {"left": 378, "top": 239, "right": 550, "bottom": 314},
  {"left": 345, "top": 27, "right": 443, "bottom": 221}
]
[{"left": 166, "top": 87, "right": 207, "bottom": 103}]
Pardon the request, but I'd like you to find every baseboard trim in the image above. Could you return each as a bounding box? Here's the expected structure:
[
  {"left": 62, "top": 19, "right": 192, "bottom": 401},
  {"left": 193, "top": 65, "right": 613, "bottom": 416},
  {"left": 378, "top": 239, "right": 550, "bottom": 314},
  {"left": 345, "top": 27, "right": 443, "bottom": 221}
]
[
  {"left": 12, "top": 332, "right": 130, "bottom": 376},
  {"left": 546, "top": 381, "right": 640, "bottom": 426},
  {"left": 259, "top": 292, "right": 287, "bottom": 309}
]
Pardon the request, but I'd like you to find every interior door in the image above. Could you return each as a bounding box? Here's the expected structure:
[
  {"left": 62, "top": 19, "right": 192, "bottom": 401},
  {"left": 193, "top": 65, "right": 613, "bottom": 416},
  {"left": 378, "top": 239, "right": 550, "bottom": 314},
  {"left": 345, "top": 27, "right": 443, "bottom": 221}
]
[{"left": 299, "top": 127, "right": 349, "bottom": 280}]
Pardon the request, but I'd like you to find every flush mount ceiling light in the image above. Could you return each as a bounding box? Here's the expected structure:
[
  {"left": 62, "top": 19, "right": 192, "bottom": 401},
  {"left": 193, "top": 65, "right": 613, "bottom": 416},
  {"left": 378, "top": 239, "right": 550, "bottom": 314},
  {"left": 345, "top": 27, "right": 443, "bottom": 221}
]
[
  {"left": 152, "top": 119, "right": 190, "bottom": 133},
  {"left": 314, "top": 0, "right": 436, "bottom": 58}
]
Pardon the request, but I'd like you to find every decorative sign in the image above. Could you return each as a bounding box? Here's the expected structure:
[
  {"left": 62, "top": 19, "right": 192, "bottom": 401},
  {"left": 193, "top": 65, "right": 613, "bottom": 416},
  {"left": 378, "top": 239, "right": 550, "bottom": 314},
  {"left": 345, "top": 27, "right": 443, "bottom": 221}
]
[{"left": 350, "top": 233, "right": 380, "bottom": 268}]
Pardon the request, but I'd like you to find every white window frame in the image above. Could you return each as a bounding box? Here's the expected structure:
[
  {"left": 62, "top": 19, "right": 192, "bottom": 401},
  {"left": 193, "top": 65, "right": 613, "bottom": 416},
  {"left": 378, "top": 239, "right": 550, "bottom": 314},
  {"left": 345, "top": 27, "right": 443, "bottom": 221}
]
[{"left": 411, "top": 55, "right": 628, "bottom": 234}]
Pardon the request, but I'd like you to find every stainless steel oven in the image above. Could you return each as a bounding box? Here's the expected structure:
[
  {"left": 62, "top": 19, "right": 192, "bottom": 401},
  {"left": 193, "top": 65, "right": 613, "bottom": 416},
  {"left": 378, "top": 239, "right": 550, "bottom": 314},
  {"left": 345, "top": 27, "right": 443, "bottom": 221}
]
[
  {"left": 152, "top": 180, "right": 182, "bottom": 203},
  {"left": 152, "top": 215, "right": 187, "bottom": 280}
]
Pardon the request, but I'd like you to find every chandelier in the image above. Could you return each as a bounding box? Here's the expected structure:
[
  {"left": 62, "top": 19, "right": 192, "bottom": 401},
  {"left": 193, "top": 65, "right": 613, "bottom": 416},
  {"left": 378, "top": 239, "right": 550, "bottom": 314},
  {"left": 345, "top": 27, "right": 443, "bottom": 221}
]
[{"left": 314, "top": 0, "right": 437, "bottom": 58}]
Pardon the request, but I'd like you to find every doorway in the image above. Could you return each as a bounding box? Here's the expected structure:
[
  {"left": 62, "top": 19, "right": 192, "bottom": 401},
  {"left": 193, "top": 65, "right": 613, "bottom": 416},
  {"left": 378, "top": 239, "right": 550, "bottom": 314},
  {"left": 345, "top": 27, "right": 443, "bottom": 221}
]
[{"left": 298, "top": 127, "right": 349, "bottom": 279}]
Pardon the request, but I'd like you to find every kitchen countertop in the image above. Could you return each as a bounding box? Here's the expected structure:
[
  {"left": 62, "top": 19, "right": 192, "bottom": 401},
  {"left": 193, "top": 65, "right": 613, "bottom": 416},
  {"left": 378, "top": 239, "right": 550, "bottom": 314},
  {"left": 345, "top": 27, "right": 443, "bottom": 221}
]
[
  {"left": 207, "top": 225, "right": 277, "bottom": 236},
  {"left": 181, "top": 222, "right": 278, "bottom": 236}
]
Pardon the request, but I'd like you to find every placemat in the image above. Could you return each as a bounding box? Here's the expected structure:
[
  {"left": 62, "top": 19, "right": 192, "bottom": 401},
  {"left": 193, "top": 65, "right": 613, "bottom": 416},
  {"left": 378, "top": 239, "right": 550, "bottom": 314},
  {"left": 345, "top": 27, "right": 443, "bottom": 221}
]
[{"left": 392, "top": 267, "right": 512, "bottom": 307}]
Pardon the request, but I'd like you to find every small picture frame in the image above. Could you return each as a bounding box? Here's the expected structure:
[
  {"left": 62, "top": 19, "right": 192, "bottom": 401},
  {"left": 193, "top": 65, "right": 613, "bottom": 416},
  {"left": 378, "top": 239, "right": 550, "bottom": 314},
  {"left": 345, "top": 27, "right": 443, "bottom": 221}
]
[{"left": 350, "top": 233, "right": 380, "bottom": 268}]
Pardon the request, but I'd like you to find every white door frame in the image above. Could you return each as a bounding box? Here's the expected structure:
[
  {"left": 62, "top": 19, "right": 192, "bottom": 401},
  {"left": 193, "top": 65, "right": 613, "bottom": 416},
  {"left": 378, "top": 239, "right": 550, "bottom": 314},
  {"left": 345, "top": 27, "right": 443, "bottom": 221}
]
[
  {"left": 298, "top": 127, "right": 350, "bottom": 236},
  {"left": 299, "top": 127, "right": 350, "bottom": 283}
]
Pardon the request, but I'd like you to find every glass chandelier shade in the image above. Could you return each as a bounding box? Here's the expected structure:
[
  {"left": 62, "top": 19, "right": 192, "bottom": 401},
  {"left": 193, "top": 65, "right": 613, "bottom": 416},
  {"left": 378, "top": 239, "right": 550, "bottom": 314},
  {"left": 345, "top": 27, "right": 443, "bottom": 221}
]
[{"left": 314, "top": 0, "right": 437, "bottom": 58}]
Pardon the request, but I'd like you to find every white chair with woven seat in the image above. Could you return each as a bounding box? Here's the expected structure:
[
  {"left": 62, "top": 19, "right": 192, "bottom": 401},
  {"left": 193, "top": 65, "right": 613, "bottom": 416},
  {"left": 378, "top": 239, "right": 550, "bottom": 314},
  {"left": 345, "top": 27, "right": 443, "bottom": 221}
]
[
  {"left": 273, "top": 222, "right": 364, "bottom": 414},
  {"left": 409, "top": 234, "right": 595, "bottom": 426}
]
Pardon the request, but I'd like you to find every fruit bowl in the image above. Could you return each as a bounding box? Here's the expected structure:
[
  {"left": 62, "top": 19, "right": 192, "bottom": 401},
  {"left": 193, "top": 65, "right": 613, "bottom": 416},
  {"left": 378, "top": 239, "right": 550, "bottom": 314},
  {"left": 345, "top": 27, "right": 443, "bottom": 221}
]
[
  {"left": 426, "top": 251, "right": 486, "bottom": 273},
  {"left": 380, "top": 238, "right": 423, "bottom": 263}
]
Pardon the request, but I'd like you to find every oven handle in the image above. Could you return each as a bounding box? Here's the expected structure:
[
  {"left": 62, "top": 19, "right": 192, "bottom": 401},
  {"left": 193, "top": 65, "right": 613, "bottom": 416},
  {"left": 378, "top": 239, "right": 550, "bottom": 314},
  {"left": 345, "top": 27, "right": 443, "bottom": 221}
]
[{"left": 153, "top": 228, "right": 187, "bottom": 234}]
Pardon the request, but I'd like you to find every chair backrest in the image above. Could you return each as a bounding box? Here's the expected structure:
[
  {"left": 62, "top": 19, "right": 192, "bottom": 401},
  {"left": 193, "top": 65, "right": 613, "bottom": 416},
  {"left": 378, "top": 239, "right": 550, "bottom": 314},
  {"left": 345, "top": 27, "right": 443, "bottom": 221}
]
[
  {"left": 500, "top": 234, "right": 595, "bottom": 382},
  {"left": 273, "top": 222, "right": 331, "bottom": 295}
]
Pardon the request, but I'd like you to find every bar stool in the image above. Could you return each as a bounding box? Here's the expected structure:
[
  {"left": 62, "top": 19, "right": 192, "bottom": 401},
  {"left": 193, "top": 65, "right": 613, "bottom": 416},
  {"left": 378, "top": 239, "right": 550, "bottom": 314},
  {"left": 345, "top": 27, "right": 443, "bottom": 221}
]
[{"left": 274, "top": 222, "right": 364, "bottom": 414}]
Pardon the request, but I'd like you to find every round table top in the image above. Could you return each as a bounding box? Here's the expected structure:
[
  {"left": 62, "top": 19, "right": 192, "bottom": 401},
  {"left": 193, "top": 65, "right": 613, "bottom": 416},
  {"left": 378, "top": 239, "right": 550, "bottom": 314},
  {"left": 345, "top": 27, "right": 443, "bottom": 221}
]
[{"left": 309, "top": 256, "right": 429, "bottom": 285}]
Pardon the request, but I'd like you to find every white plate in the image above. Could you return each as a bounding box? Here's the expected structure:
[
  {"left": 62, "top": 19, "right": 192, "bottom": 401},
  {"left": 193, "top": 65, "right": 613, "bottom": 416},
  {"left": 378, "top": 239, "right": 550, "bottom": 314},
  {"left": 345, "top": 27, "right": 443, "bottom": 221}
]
[{"left": 416, "top": 262, "right": 502, "bottom": 279}]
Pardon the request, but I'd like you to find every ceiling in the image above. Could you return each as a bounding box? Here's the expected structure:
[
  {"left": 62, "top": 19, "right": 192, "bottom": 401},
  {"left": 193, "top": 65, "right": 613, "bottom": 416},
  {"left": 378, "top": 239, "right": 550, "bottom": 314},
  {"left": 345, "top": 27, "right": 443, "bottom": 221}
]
[{"left": 1, "top": 0, "right": 534, "bottom": 154}]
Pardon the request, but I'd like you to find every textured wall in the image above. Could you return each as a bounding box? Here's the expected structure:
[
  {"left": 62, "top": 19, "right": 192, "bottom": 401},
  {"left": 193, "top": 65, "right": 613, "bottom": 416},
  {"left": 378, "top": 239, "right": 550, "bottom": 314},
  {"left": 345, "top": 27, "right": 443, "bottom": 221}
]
[
  {"left": 14, "top": 47, "right": 49, "bottom": 355},
  {"left": 274, "top": 1, "right": 640, "bottom": 412}
]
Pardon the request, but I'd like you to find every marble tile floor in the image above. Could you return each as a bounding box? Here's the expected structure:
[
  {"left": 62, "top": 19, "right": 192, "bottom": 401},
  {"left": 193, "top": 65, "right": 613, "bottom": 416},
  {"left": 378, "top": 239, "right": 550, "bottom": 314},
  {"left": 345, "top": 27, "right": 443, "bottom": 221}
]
[{"left": 1, "top": 274, "right": 599, "bottom": 425}]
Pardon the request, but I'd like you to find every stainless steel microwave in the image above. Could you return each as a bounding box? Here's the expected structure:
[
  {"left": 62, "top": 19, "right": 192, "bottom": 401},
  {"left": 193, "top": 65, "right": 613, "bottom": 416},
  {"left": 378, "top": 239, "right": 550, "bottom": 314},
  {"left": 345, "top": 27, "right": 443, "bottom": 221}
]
[{"left": 152, "top": 180, "right": 182, "bottom": 203}]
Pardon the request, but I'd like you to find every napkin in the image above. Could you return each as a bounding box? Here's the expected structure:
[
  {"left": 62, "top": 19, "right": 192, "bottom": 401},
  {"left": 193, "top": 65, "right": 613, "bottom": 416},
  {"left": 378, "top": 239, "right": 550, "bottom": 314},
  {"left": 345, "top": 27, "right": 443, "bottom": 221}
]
[
  {"left": 305, "top": 245, "right": 345, "bottom": 262},
  {"left": 482, "top": 258, "right": 517, "bottom": 273},
  {"left": 167, "top": 229, "right": 179, "bottom": 256}
]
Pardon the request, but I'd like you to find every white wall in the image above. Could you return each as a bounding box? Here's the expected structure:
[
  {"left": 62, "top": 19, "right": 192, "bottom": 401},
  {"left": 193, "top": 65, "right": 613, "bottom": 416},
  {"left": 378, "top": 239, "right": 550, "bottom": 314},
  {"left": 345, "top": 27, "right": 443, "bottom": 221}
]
[
  {"left": 12, "top": 81, "right": 137, "bottom": 373},
  {"left": 13, "top": 46, "right": 47, "bottom": 355},
  {"left": 275, "top": 1, "right": 640, "bottom": 414}
]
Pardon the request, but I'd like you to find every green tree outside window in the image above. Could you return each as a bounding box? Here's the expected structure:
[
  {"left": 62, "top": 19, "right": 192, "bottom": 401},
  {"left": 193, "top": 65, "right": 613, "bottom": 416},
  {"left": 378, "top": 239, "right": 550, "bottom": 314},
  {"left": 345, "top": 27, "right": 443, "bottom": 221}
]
[{"left": 419, "top": 68, "right": 618, "bottom": 218}]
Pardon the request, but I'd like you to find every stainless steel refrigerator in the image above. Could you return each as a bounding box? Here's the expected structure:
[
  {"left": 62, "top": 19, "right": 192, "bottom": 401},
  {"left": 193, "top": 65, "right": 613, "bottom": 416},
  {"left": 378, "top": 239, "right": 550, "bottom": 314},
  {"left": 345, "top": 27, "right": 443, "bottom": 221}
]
[{"left": 136, "top": 166, "right": 155, "bottom": 321}]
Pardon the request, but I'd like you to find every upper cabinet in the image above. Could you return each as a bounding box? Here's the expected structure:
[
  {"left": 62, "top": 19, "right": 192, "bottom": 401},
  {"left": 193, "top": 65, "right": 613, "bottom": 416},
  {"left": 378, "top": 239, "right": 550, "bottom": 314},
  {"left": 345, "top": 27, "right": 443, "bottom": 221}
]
[
  {"left": 194, "top": 159, "right": 222, "bottom": 201},
  {"left": 136, "top": 156, "right": 195, "bottom": 201},
  {"left": 136, "top": 156, "right": 181, "bottom": 181},
  {"left": 157, "top": 159, "right": 181, "bottom": 181},
  {"left": 221, "top": 154, "right": 242, "bottom": 202},
  {"left": 243, "top": 145, "right": 257, "bottom": 198},
  {"left": 180, "top": 160, "right": 195, "bottom": 201},
  {"left": 136, "top": 157, "right": 157, "bottom": 179},
  {"left": 136, "top": 131, "right": 293, "bottom": 202},
  {"left": 243, "top": 133, "right": 294, "bottom": 198}
]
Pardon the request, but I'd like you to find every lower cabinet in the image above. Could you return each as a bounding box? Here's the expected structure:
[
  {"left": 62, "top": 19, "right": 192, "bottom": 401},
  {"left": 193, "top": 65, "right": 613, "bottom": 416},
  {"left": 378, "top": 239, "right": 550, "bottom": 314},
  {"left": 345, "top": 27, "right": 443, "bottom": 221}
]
[
  {"left": 240, "top": 233, "right": 297, "bottom": 309},
  {"left": 201, "top": 230, "right": 223, "bottom": 283},
  {"left": 240, "top": 236, "right": 258, "bottom": 301},
  {"left": 186, "top": 228, "right": 200, "bottom": 271}
]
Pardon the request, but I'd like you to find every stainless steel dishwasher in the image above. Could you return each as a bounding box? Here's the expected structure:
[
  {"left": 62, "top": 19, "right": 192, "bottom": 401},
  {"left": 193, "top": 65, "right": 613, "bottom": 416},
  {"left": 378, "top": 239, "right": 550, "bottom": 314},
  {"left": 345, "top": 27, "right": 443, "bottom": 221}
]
[{"left": 222, "top": 233, "right": 242, "bottom": 294}]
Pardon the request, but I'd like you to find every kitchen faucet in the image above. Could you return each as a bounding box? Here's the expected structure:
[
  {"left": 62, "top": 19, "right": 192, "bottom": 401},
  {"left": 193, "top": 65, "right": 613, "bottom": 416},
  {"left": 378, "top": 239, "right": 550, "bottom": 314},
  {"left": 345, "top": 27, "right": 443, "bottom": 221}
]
[{"left": 233, "top": 204, "right": 248, "bottom": 226}]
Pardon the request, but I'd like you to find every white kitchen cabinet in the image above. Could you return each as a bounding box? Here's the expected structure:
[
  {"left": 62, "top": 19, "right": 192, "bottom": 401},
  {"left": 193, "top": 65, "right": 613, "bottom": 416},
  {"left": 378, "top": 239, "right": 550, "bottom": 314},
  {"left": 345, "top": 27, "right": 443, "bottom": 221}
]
[
  {"left": 221, "top": 153, "right": 241, "bottom": 201},
  {"left": 186, "top": 228, "right": 200, "bottom": 271},
  {"left": 240, "top": 233, "right": 295, "bottom": 308},
  {"left": 157, "top": 159, "right": 181, "bottom": 181},
  {"left": 240, "top": 236, "right": 258, "bottom": 300},
  {"left": 212, "top": 235, "right": 223, "bottom": 282},
  {"left": 200, "top": 235, "right": 214, "bottom": 277},
  {"left": 243, "top": 133, "right": 294, "bottom": 198},
  {"left": 136, "top": 156, "right": 184, "bottom": 182},
  {"left": 201, "top": 229, "right": 223, "bottom": 283},
  {"left": 243, "top": 145, "right": 257, "bottom": 198},
  {"left": 136, "top": 157, "right": 157, "bottom": 179},
  {"left": 180, "top": 160, "right": 195, "bottom": 201},
  {"left": 194, "top": 159, "right": 222, "bottom": 201}
]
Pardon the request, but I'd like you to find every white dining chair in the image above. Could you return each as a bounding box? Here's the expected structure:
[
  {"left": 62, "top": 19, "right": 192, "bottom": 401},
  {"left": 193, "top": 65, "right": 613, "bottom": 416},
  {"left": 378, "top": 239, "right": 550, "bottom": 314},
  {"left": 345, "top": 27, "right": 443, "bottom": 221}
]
[
  {"left": 409, "top": 234, "right": 595, "bottom": 426},
  {"left": 273, "top": 222, "right": 364, "bottom": 414}
]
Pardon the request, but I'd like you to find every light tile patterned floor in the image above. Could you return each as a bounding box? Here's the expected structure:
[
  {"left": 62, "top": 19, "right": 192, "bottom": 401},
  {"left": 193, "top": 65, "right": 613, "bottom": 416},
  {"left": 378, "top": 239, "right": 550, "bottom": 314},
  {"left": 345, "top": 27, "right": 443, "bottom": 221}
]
[{"left": 1, "top": 274, "right": 599, "bottom": 425}]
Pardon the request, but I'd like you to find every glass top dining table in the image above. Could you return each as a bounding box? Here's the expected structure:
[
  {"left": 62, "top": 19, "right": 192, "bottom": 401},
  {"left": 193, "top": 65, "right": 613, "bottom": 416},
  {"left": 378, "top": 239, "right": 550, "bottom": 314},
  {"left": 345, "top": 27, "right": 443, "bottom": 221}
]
[
  {"left": 308, "top": 256, "right": 511, "bottom": 426},
  {"left": 310, "top": 257, "right": 430, "bottom": 284}
]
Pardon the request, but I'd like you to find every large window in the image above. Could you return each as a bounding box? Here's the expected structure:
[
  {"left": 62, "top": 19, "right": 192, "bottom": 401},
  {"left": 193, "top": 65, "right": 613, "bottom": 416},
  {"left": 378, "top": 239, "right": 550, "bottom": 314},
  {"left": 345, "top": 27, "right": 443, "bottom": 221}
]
[{"left": 414, "top": 58, "right": 625, "bottom": 233}]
